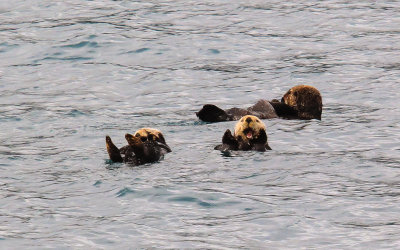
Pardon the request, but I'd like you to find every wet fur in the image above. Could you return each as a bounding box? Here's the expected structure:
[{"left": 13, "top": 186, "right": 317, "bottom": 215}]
[
  {"left": 106, "top": 136, "right": 123, "bottom": 163},
  {"left": 196, "top": 85, "right": 322, "bottom": 122},
  {"left": 134, "top": 128, "right": 168, "bottom": 145},
  {"left": 281, "top": 85, "right": 322, "bottom": 120},
  {"left": 125, "top": 133, "right": 168, "bottom": 164},
  {"left": 106, "top": 128, "right": 171, "bottom": 165},
  {"left": 215, "top": 115, "right": 271, "bottom": 152}
]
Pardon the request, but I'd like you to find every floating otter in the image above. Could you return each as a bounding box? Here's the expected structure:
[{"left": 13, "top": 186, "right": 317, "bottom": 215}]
[
  {"left": 196, "top": 85, "right": 322, "bottom": 122},
  {"left": 106, "top": 128, "right": 171, "bottom": 165},
  {"left": 215, "top": 115, "right": 271, "bottom": 152},
  {"left": 281, "top": 85, "right": 322, "bottom": 120}
]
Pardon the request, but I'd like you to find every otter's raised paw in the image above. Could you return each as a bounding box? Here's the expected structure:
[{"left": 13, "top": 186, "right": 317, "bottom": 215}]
[
  {"left": 222, "top": 129, "right": 237, "bottom": 145},
  {"left": 106, "top": 136, "right": 123, "bottom": 163},
  {"left": 251, "top": 128, "right": 271, "bottom": 151},
  {"left": 215, "top": 129, "right": 240, "bottom": 151},
  {"left": 251, "top": 128, "right": 267, "bottom": 145}
]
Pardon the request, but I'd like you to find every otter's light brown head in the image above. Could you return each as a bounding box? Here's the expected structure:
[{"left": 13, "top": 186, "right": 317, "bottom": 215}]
[
  {"left": 134, "top": 128, "right": 166, "bottom": 144},
  {"left": 234, "top": 115, "right": 266, "bottom": 142},
  {"left": 282, "top": 85, "right": 322, "bottom": 120}
]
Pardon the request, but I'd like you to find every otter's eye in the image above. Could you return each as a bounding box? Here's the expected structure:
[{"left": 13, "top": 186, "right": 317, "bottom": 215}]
[
  {"left": 256, "top": 120, "right": 260, "bottom": 123},
  {"left": 140, "top": 136, "right": 147, "bottom": 142},
  {"left": 294, "top": 91, "right": 298, "bottom": 97}
]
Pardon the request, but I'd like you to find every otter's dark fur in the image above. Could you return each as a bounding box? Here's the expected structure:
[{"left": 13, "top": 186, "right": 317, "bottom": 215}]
[
  {"left": 106, "top": 128, "right": 171, "bottom": 165},
  {"left": 281, "top": 85, "right": 322, "bottom": 120},
  {"left": 197, "top": 85, "right": 322, "bottom": 122}
]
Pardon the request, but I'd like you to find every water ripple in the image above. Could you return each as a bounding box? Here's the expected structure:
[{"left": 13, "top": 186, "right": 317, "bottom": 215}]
[{"left": 1, "top": 0, "right": 400, "bottom": 249}]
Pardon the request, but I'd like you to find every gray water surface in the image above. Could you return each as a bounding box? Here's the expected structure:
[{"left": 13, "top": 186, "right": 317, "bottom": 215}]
[{"left": 1, "top": 1, "right": 400, "bottom": 249}]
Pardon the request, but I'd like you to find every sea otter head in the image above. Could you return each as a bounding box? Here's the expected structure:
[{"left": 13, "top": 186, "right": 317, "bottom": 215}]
[
  {"left": 125, "top": 133, "right": 143, "bottom": 146},
  {"left": 134, "top": 128, "right": 166, "bottom": 144},
  {"left": 281, "top": 85, "right": 322, "bottom": 120},
  {"left": 234, "top": 115, "right": 266, "bottom": 142}
]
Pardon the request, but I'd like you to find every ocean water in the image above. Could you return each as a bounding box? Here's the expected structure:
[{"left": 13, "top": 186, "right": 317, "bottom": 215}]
[{"left": 1, "top": 0, "right": 400, "bottom": 248}]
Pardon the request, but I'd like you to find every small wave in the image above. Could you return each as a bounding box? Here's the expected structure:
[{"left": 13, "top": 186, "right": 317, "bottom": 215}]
[
  {"left": 116, "top": 187, "right": 135, "bottom": 197},
  {"left": 61, "top": 41, "right": 99, "bottom": 48}
]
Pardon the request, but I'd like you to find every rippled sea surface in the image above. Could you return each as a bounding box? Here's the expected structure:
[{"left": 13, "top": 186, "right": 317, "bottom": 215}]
[{"left": 1, "top": 1, "right": 400, "bottom": 248}]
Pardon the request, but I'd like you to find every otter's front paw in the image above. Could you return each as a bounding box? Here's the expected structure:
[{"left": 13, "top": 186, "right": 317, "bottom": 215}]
[
  {"left": 215, "top": 129, "right": 239, "bottom": 151},
  {"left": 252, "top": 128, "right": 267, "bottom": 145}
]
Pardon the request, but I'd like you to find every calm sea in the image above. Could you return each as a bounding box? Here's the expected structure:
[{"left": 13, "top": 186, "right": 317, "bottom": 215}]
[{"left": 1, "top": 1, "right": 400, "bottom": 248}]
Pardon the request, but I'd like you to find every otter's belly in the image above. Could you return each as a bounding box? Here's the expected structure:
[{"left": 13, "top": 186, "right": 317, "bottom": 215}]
[{"left": 226, "top": 99, "right": 278, "bottom": 120}]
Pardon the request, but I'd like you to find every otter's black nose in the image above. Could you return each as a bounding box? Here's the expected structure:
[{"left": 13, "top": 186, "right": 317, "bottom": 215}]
[{"left": 246, "top": 117, "right": 252, "bottom": 123}]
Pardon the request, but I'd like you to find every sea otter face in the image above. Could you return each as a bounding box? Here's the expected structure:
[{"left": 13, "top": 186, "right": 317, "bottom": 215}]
[
  {"left": 234, "top": 115, "right": 266, "bottom": 142},
  {"left": 134, "top": 128, "right": 166, "bottom": 144},
  {"left": 125, "top": 133, "right": 143, "bottom": 147},
  {"left": 281, "top": 85, "right": 322, "bottom": 120}
]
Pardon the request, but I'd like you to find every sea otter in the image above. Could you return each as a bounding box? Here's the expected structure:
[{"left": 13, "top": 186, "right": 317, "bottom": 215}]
[
  {"left": 134, "top": 128, "right": 168, "bottom": 144},
  {"left": 196, "top": 85, "right": 322, "bottom": 122},
  {"left": 215, "top": 115, "right": 271, "bottom": 152},
  {"left": 106, "top": 128, "right": 171, "bottom": 165}
]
